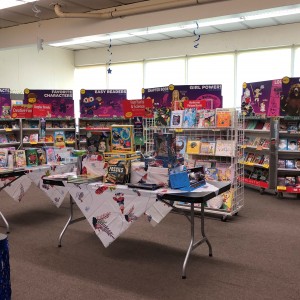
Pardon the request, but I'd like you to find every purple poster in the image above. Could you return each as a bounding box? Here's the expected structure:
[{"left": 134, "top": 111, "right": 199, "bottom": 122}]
[
  {"left": 172, "top": 84, "right": 223, "bottom": 109},
  {"left": 80, "top": 89, "right": 127, "bottom": 118},
  {"left": 142, "top": 86, "right": 171, "bottom": 108},
  {"left": 23, "top": 89, "right": 74, "bottom": 118},
  {"left": 0, "top": 88, "right": 11, "bottom": 118},
  {"left": 241, "top": 80, "right": 282, "bottom": 117},
  {"left": 142, "top": 84, "right": 223, "bottom": 109},
  {"left": 280, "top": 77, "right": 300, "bottom": 117}
]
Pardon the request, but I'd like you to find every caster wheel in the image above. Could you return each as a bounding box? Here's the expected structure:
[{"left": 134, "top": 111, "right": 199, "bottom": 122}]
[
  {"left": 221, "top": 215, "right": 227, "bottom": 222},
  {"left": 260, "top": 188, "right": 265, "bottom": 195},
  {"left": 234, "top": 212, "right": 238, "bottom": 216},
  {"left": 277, "top": 192, "right": 283, "bottom": 199}
]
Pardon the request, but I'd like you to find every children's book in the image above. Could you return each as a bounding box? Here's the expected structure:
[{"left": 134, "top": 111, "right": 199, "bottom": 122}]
[
  {"left": 0, "top": 149, "right": 8, "bottom": 167},
  {"left": 153, "top": 132, "right": 176, "bottom": 158},
  {"left": 54, "top": 131, "right": 66, "bottom": 148},
  {"left": 278, "top": 139, "right": 288, "bottom": 150},
  {"left": 215, "top": 162, "right": 233, "bottom": 181},
  {"left": 186, "top": 140, "right": 201, "bottom": 154},
  {"left": 262, "top": 122, "right": 271, "bottom": 131},
  {"left": 262, "top": 154, "right": 270, "bottom": 165},
  {"left": 111, "top": 125, "right": 134, "bottom": 152},
  {"left": 0, "top": 134, "right": 8, "bottom": 143},
  {"left": 200, "top": 142, "right": 216, "bottom": 155},
  {"left": 45, "top": 134, "right": 54, "bottom": 143},
  {"left": 253, "top": 154, "right": 264, "bottom": 165},
  {"left": 170, "top": 110, "right": 184, "bottom": 128},
  {"left": 216, "top": 108, "right": 234, "bottom": 128},
  {"left": 287, "top": 122, "right": 298, "bottom": 133},
  {"left": 285, "top": 176, "right": 296, "bottom": 186},
  {"left": 14, "top": 150, "right": 26, "bottom": 168},
  {"left": 183, "top": 108, "right": 197, "bottom": 128},
  {"left": 277, "top": 177, "right": 286, "bottom": 186},
  {"left": 277, "top": 159, "right": 286, "bottom": 168},
  {"left": 45, "top": 147, "right": 56, "bottom": 164},
  {"left": 7, "top": 134, "right": 17, "bottom": 143},
  {"left": 37, "top": 148, "right": 47, "bottom": 165},
  {"left": 296, "top": 159, "right": 300, "bottom": 169},
  {"left": 29, "top": 133, "right": 39, "bottom": 144},
  {"left": 65, "top": 132, "right": 76, "bottom": 144},
  {"left": 285, "top": 159, "right": 295, "bottom": 169},
  {"left": 287, "top": 139, "right": 298, "bottom": 151},
  {"left": 175, "top": 136, "right": 187, "bottom": 157},
  {"left": 246, "top": 120, "right": 258, "bottom": 129},
  {"left": 46, "top": 121, "right": 53, "bottom": 128},
  {"left": 184, "top": 157, "right": 196, "bottom": 169},
  {"left": 245, "top": 152, "right": 255, "bottom": 163},
  {"left": 205, "top": 167, "right": 218, "bottom": 181},
  {"left": 2, "top": 106, "right": 11, "bottom": 118},
  {"left": 261, "top": 139, "right": 270, "bottom": 149},
  {"left": 197, "top": 109, "right": 216, "bottom": 128},
  {"left": 153, "top": 107, "right": 171, "bottom": 126},
  {"left": 215, "top": 140, "right": 235, "bottom": 157},
  {"left": 25, "top": 148, "right": 38, "bottom": 166}
]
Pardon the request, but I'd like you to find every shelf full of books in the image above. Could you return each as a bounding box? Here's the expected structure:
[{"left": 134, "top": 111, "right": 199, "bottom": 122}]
[
  {"left": 144, "top": 108, "right": 245, "bottom": 221},
  {"left": 276, "top": 117, "right": 300, "bottom": 198},
  {"left": 0, "top": 118, "right": 21, "bottom": 148},
  {"left": 78, "top": 118, "right": 130, "bottom": 153}
]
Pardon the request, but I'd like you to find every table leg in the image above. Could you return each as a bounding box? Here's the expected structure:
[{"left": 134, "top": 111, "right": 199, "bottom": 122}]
[
  {"left": 182, "top": 202, "right": 212, "bottom": 279},
  {"left": 58, "top": 195, "right": 85, "bottom": 247},
  {"left": 0, "top": 211, "right": 9, "bottom": 234}
]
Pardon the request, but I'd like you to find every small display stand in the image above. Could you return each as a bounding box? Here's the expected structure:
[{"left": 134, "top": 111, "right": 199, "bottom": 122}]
[{"left": 0, "top": 233, "right": 11, "bottom": 299}]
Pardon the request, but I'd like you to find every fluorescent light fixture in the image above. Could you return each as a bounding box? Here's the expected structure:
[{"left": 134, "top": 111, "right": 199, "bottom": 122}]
[
  {"left": 244, "top": 7, "right": 300, "bottom": 21},
  {"left": 0, "top": 0, "right": 37, "bottom": 10}
]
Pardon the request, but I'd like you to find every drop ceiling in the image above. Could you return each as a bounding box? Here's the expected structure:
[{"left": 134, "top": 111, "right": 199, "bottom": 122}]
[{"left": 1, "top": 0, "right": 300, "bottom": 50}]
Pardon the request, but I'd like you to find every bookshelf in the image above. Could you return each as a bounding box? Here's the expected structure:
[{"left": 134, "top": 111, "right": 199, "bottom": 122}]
[
  {"left": 0, "top": 118, "right": 21, "bottom": 150},
  {"left": 144, "top": 108, "right": 244, "bottom": 221}
]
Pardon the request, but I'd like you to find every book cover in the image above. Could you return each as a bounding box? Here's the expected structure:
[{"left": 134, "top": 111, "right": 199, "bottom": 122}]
[
  {"left": 254, "top": 121, "right": 265, "bottom": 130},
  {"left": 46, "top": 121, "right": 53, "bottom": 128},
  {"left": 215, "top": 140, "right": 235, "bottom": 157},
  {"left": 170, "top": 110, "right": 184, "bottom": 128},
  {"left": 183, "top": 108, "right": 197, "bottom": 128},
  {"left": 287, "top": 121, "right": 298, "bottom": 133},
  {"left": 200, "top": 142, "right": 215, "bottom": 155},
  {"left": 0, "top": 149, "right": 8, "bottom": 167},
  {"left": 54, "top": 131, "right": 66, "bottom": 148},
  {"left": 253, "top": 154, "right": 264, "bottom": 165},
  {"left": 186, "top": 140, "right": 201, "bottom": 154},
  {"left": 25, "top": 148, "right": 38, "bottom": 166},
  {"left": 205, "top": 167, "right": 218, "bottom": 181},
  {"left": 197, "top": 109, "right": 216, "bottom": 128},
  {"left": 105, "top": 159, "right": 129, "bottom": 184},
  {"left": 262, "top": 154, "right": 270, "bottom": 165},
  {"left": 216, "top": 108, "right": 234, "bottom": 128},
  {"left": 296, "top": 159, "right": 300, "bottom": 169},
  {"left": 262, "top": 122, "right": 271, "bottom": 130},
  {"left": 111, "top": 125, "right": 134, "bottom": 152},
  {"left": 6, "top": 134, "right": 17, "bottom": 143},
  {"left": 175, "top": 136, "right": 187, "bottom": 157},
  {"left": 296, "top": 176, "right": 300, "bottom": 187},
  {"left": 215, "top": 162, "right": 233, "bottom": 181},
  {"left": 153, "top": 132, "right": 176, "bottom": 158},
  {"left": 2, "top": 106, "right": 11, "bottom": 118},
  {"left": 29, "top": 133, "right": 39, "bottom": 144},
  {"left": 285, "top": 159, "right": 295, "bottom": 169},
  {"left": 246, "top": 152, "right": 255, "bottom": 163},
  {"left": 65, "top": 132, "right": 76, "bottom": 144},
  {"left": 45, "top": 134, "right": 54, "bottom": 143},
  {"left": 252, "top": 137, "right": 261, "bottom": 147},
  {"left": 153, "top": 107, "right": 171, "bottom": 126},
  {"left": 221, "top": 189, "right": 233, "bottom": 212},
  {"left": 285, "top": 176, "right": 296, "bottom": 186},
  {"left": 277, "top": 177, "right": 286, "bottom": 186},
  {"left": 37, "top": 148, "right": 47, "bottom": 165},
  {"left": 287, "top": 139, "right": 298, "bottom": 151},
  {"left": 246, "top": 120, "right": 258, "bottom": 129},
  {"left": 28, "top": 120, "right": 38, "bottom": 128},
  {"left": 262, "top": 139, "right": 270, "bottom": 149},
  {"left": 277, "top": 159, "right": 286, "bottom": 168},
  {"left": 0, "top": 134, "right": 8, "bottom": 143},
  {"left": 45, "top": 147, "right": 56, "bottom": 164},
  {"left": 278, "top": 139, "right": 288, "bottom": 150},
  {"left": 13, "top": 150, "right": 26, "bottom": 168}
]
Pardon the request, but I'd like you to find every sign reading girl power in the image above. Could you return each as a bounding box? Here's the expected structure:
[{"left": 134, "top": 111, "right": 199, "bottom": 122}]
[
  {"left": 80, "top": 89, "right": 127, "bottom": 118},
  {"left": 23, "top": 89, "right": 74, "bottom": 118}
]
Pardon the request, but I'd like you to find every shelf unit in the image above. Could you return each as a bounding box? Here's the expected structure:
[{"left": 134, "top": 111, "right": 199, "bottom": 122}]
[
  {"left": 239, "top": 117, "right": 276, "bottom": 194},
  {"left": 276, "top": 116, "right": 300, "bottom": 198},
  {"left": 144, "top": 109, "right": 244, "bottom": 221},
  {"left": 0, "top": 118, "right": 22, "bottom": 150}
]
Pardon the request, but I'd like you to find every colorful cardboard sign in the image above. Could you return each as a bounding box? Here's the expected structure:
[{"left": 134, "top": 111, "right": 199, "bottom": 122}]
[
  {"left": 80, "top": 89, "right": 126, "bottom": 118},
  {"left": 280, "top": 77, "right": 300, "bottom": 117},
  {"left": 122, "top": 99, "right": 153, "bottom": 118},
  {"left": 32, "top": 104, "right": 52, "bottom": 118},
  {"left": 0, "top": 88, "right": 11, "bottom": 118},
  {"left": 23, "top": 89, "right": 74, "bottom": 118},
  {"left": 11, "top": 105, "right": 33, "bottom": 118}
]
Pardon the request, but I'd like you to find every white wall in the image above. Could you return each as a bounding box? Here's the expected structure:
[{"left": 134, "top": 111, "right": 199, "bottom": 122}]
[
  {"left": 0, "top": 45, "right": 74, "bottom": 92},
  {"left": 75, "top": 22, "right": 300, "bottom": 66}
]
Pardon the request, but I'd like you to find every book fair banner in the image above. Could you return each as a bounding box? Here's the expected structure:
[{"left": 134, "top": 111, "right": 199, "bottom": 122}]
[
  {"left": 122, "top": 99, "right": 154, "bottom": 118},
  {"left": 23, "top": 89, "right": 74, "bottom": 118},
  {"left": 80, "top": 89, "right": 127, "bottom": 118}
]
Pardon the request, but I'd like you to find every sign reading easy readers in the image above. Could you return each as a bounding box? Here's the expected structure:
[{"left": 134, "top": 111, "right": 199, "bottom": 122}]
[{"left": 23, "top": 89, "right": 74, "bottom": 118}]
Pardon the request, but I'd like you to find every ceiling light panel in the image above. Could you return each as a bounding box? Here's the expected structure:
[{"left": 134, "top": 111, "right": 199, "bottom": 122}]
[{"left": 0, "top": 0, "right": 37, "bottom": 10}]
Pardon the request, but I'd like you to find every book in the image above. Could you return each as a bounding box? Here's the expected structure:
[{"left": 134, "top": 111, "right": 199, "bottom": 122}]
[
  {"left": 253, "top": 154, "right": 264, "bottom": 164},
  {"left": 153, "top": 132, "right": 176, "bottom": 158},
  {"left": 0, "top": 149, "right": 8, "bottom": 167},
  {"left": 25, "top": 148, "right": 38, "bottom": 166},
  {"left": 245, "top": 152, "right": 255, "bottom": 163},
  {"left": 277, "top": 159, "right": 286, "bottom": 168},
  {"left": 2, "top": 106, "right": 11, "bottom": 118},
  {"left": 262, "top": 154, "right": 270, "bottom": 165},
  {"left": 296, "top": 159, "right": 300, "bottom": 169},
  {"left": 65, "top": 132, "right": 76, "bottom": 144},
  {"left": 254, "top": 121, "right": 265, "bottom": 130},
  {"left": 6, "top": 134, "right": 17, "bottom": 143},
  {"left": 28, "top": 120, "right": 38, "bottom": 128},
  {"left": 29, "top": 133, "right": 39, "bottom": 144},
  {"left": 54, "top": 131, "right": 66, "bottom": 148},
  {"left": 46, "top": 121, "right": 53, "bottom": 128},
  {"left": 186, "top": 140, "right": 201, "bottom": 154},
  {"left": 287, "top": 121, "right": 298, "bottom": 133},
  {"left": 285, "top": 176, "right": 296, "bottom": 186},
  {"left": 285, "top": 159, "right": 295, "bottom": 169},
  {"left": 216, "top": 108, "right": 234, "bottom": 128},
  {"left": 215, "top": 140, "right": 235, "bottom": 157},
  {"left": 261, "top": 139, "right": 270, "bottom": 149},
  {"left": 14, "top": 150, "right": 26, "bottom": 168},
  {"left": 287, "top": 139, "right": 298, "bottom": 151},
  {"left": 183, "top": 108, "right": 197, "bottom": 128},
  {"left": 200, "top": 142, "right": 215, "bottom": 155},
  {"left": 277, "top": 177, "right": 286, "bottom": 186},
  {"left": 0, "top": 134, "right": 8, "bottom": 143},
  {"left": 197, "top": 109, "right": 216, "bottom": 128},
  {"left": 205, "top": 167, "right": 218, "bottom": 181},
  {"left": 111, "top": 125, "right": 134, "bottom": 152},
  {"left": 215, "top": 162, "right": 233, "bottom": 181},
  {"left": 175, "top": 136, "right": 187, "bottom": 157},
  {"left": 278, "top": 139, "right": 288, "bottom": 150},
  {"left": 45, "top": 134, "right": 54, "bottom": 143},
  {"left": 194, "top": 160, "right": 212, "bottom": 170},
  {"left": 153, "top": 107, "right": 171, "bottom": 126},
  {"left": 262, "top": 122, "right": 271, "bottom": 131},
  {"left": 170, "top": 110, "right": 184, "bottom": 128},
  {"left": 45, "top": 147, "right": 56, "bottom": 164},
  {"left": 37, "top": 148, "right": 47, "bottom": 165}
]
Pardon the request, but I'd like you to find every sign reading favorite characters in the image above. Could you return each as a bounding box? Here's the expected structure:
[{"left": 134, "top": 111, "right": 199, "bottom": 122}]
[
  {"left": 23, "top": 89, "right": 74, "bottom": 118},
  {"left": 80, "top": 89, "right": 127, "bottom": 118}
]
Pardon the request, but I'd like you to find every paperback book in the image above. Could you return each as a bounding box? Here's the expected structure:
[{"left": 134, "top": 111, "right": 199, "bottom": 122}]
[
  {"left": 0, "top": 148, "right": 8, "bottom": 167},
  {"left": 197, "top": 109, "right": 216, "bottom": 128},
  {"left": 186, "top": 140, "right": 201, "bottom": 155},
  {"left": 216, "top": 108, "right": 234, "bottom": 128},
  {"left": 170, "top": 110, "right": 184, "bottom": 128},
  {"left": 25, "top": 148, "right": 38, "bottom": 166},
  {"left": 14, "top": 150, "right": 26, "bottom": 168}
]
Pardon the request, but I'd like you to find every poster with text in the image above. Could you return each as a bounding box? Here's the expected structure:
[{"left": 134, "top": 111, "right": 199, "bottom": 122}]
[
  {"left": 0, "top": 88, "right": 11, "bottom": 118},
  {"left": 80, "top": 89, "right": 126, "bottom": 118},
  {"left": 241, "top": 79, "right": 282, "bottom": 117},
  {"left": 122, "top": 99, "right": 153, "bottom": 118},
  {"left": 280, "top": 77, "right": 300, "bottom": 117},
  {"left": 23, "top": 89, "right": 74, "bottom": 118},
  {"left": 142, "top": 86, "right": 172, "bottom": 109}
]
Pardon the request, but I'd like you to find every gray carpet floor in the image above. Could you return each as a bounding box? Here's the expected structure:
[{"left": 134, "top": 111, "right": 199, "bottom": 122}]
[{"left": 1, "top": 184, "right": 300, "bottom": 300}]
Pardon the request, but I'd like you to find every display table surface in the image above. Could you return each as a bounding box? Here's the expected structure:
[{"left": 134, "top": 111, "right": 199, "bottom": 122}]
[{"left": 44, "top": 175, "right": 231, "bottom": 278}]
